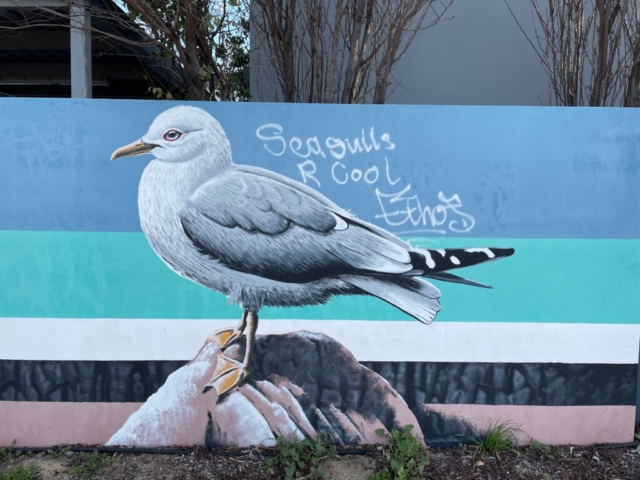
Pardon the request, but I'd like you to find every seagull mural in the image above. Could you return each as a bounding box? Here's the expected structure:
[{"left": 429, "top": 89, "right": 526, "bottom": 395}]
[{"left": 111, "top": 106, "right": 514, "bottom": 398}]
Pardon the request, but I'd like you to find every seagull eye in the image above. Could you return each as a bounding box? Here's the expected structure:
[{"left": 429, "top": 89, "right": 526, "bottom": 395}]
[{"left": 163, "top": 130, "right": 183, "bottom": 142}]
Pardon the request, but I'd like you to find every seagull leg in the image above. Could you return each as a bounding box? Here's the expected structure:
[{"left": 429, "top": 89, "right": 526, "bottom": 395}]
[
  {"left": 204, "top": 310, "right": 258, "bottom": 397},
  {"left": 208, "top": 310, "right": 247, "bottom": 349}
]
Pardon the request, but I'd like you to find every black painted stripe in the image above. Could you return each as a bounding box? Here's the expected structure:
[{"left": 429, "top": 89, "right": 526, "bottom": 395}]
[
  {"left": 360, "top": 362, "right": 638, "bottom": 409},
  {"left": 0, "top": 360, "right": 635, "bottom": 406}
]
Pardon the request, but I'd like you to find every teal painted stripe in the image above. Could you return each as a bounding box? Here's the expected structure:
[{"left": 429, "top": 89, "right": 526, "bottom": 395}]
[{"left": 0, "top": 231, "right": 638, "bottom": 323}]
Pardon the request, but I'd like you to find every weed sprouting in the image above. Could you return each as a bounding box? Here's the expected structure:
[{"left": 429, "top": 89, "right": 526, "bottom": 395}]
[
  {"left": 0, "top": 442, "right": 17, "bottom": 461},
  {"left": 265, "top": 434, "right": 337, "bottom": 479},
  {"left": 0, "top": 464, "right": 40, "bottom": 480},
  {"left": 529, "top": 438, "right": 555, "bottom": 460},
  {"left": 369, "top": 425, "right": 430, "bottom": 480},
  {"left": 68, "top": 451, "right": 117, "bottom": 480},
  {"left": 45, "top": 446, "right": 71, "bottom": 459}
]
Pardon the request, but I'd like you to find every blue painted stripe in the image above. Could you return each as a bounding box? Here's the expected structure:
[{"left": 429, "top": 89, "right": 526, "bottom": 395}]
[
  {"left": 0, "top": 99, "right": 638, "bottom": 238},
  {"left": 0, "top": 231, "right": 638, "bottom": 323}
]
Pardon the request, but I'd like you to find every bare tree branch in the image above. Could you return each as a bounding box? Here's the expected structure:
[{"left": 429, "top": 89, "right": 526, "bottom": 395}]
[
  {"left": 251, "top": 0, "right": 455, "bottom": 104},
  {"left": 504, "top": 0, "right": 640, "bottom": 107}
]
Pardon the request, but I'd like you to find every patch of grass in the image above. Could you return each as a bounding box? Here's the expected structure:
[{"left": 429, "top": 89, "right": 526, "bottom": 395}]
[
  {"left": 68, "top": 451, "right": 117, "bottom": 480},
  {"left": 369, "top": 425, "right": 430, "bottom": 480},
  {"left": 540, "top": 474, "right": 552, "bottom": 480},
  {"left": 265, "top": 435, "right": 337, "bottom": 479},
  {"left": 0, "top": 464, "right": 40, "bottom": 480},
  {"left": 0, "top": 444, "right": 34, "bottom": 463},
  {"left": 467, "top": 420, "right": 521, "bottom": 460},
  {"left": 529, "top": 438, "right": 555, "bottom": 460},
  {"left": 0, "top": 442, "right": 17, "bottom": 461},
  {"left": 45, "top": 446, "right": 71, "bottom": 459}
]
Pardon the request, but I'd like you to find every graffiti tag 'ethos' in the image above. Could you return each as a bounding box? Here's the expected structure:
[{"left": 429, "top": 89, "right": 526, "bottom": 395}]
[
  {"left": 255, "top": 123, "right": 475, "bottom": 234},
  {"left": 374, "top": 187, "right": 475, "bottom": 235}
]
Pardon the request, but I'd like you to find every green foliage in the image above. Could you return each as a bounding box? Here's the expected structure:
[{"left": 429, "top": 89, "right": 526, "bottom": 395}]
[
  {"left": 456, "top": 442, "right": 469, "bottom": 456},
  {"left": 125, "top": 0, "right": 250, "bottom": 101},
  {"left": 369, "top": 425, "right": 430, "bottom": 480},
  {"left": 541, "top": 474, "right": 552, "bottom": 480},
  {"left": 468, "top": 420, "right": 521, "bottom": 460},
  {"left": 0, "top": 442, "right": 17, "bottom": 461},
  {"left": 529, "top": 438, "right": 555, "bottom": 460},
  {"left": 0, "top": 464, "right": 40, "bottom": 480},
  {"left": 45, "top": 446, "right": 71, "bottom": 459},
  {"left": 266, "top": 434, "right": 337, "bottom": 479},
  {"left": 149, "top": 87, "right": 174, "bottom": 100},
  {"left": 68, "top": 451, "right": 117, "bottom": 480}
]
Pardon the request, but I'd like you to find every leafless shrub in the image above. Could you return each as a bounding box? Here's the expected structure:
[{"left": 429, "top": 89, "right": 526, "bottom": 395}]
[
  {"left": 250, "top": 0, "right": 455, "bottom": 103},
  {"left": 504, "top": 0, "right": 640, "bottom": 106}
]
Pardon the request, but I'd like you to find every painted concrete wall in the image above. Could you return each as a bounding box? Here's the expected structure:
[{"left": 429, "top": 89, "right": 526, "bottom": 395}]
[
  {"left": 250, "top": 0, "right": 640, "bottom": 422},
  {"left": 0, "top": 99, "right": 638, "bottom": 448}
]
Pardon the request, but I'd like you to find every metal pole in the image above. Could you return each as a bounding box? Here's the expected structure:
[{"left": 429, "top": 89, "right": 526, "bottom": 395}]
[{"left": 70, "top": 3, "right": 92, "bottom": 98}]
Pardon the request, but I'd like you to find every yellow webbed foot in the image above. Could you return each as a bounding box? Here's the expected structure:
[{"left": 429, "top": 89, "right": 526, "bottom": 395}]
[
  {"left": 203, "top": 353, "right": 248, "bottom": 396},
  {"left": 208, "top": 328, "right": 243, "bottom": 349}
]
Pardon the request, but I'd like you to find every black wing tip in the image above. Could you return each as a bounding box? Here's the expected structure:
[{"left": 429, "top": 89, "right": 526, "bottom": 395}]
[{"left": 495, "top": 247, "right": 515, "bottom": 258}]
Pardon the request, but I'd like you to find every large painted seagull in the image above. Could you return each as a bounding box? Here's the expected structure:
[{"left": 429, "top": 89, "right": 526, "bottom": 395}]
[{"left": 111, "top": 106, "right": 514, "bottom": 397}]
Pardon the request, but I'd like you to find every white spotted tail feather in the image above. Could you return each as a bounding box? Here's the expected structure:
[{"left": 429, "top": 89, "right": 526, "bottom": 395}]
[
  {"left": 347, "top": 246, "right": 514, "bottom": 325},
  {"left": 414, "top": 247, "right": 515, "bottom": 289}
]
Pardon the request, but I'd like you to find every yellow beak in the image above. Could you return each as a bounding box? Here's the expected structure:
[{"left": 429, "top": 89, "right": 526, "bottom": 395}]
[{"left": 110, "top": 140, "right": 157, "bottom": 161}]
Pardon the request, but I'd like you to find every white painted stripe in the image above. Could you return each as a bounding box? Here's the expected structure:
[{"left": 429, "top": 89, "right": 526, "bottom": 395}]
[{"left": 0, "top": 318, "right": 637, "bottom": 364}]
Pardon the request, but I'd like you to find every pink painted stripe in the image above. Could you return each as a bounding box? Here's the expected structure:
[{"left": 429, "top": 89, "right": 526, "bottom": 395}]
[
  {"left": 427, "top": 404, "right": 637, "bottom": 446},
  {"left": 0, "top": 402, "right": 635, "bottom": 447},
  {"left": 0, "top": 402, "right": 142, "bottom": 447}
]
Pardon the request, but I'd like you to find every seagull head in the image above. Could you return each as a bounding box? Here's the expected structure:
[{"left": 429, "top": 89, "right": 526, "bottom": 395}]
[{"left": 110, "top": 105, "right": 232, "bottom": 166}]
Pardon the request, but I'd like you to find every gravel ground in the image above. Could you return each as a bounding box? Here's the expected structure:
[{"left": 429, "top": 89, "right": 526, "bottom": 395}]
[{"left": 1, "top": 444, "right": 639, "bottom": 479}]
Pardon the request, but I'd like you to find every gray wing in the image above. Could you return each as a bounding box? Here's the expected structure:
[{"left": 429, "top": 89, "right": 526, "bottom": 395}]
[
  {"left": 234, "top": 165, "right": 413, "bottom": 250},
  {"left": 179, "top": 168, "right": 414, "bottom": 283}
]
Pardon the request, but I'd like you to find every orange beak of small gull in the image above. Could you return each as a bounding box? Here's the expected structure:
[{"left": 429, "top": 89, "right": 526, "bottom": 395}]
[{"left": 110, "top": 140, "right": 158, "bottom": 161}]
